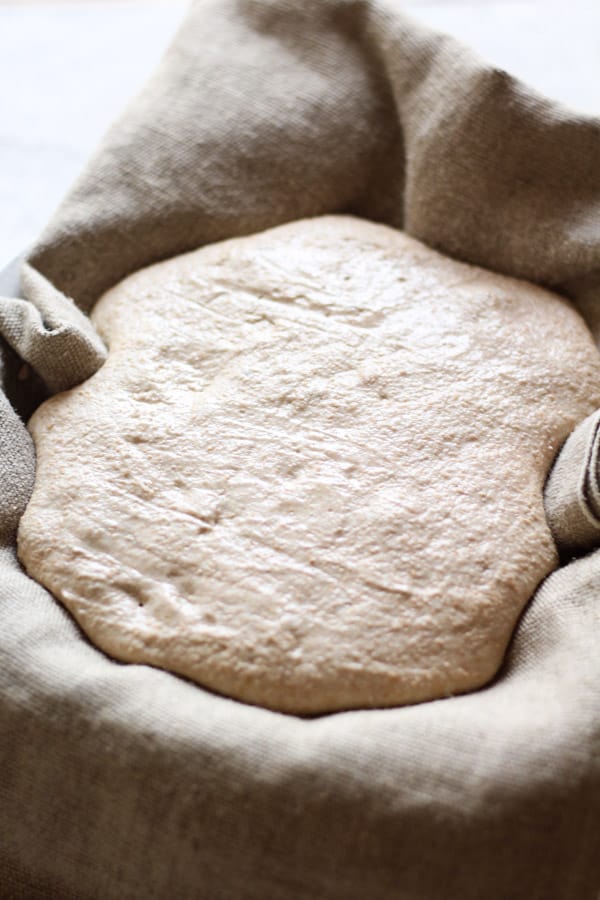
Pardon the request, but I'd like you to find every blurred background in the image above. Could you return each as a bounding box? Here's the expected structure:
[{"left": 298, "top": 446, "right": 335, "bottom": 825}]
[{"left": 1, "top": 0, "right": 599, "bottom": 269}]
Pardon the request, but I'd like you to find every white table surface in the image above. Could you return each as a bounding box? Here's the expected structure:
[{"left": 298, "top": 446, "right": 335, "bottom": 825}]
[{"left": 1, "top": 0, "right": 599, "bottom": 270}]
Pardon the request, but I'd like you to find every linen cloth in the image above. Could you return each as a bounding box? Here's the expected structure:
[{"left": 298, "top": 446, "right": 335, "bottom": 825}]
[{"left": 1, "top": 0, "right": 600, "bottom": 897}]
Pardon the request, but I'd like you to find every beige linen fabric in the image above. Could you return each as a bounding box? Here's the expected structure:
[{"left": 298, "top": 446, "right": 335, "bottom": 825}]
[
  {"left": 545, "top": 410, "right": 600, "bottom": 556},
  {"left": 1, "top": 0, "right": 600, "bottom": 897}
]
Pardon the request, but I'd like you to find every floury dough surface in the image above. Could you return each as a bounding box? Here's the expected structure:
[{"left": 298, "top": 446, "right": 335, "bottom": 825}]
[{"left": 17, "top": 216, "right": 600, "bottom": 713}]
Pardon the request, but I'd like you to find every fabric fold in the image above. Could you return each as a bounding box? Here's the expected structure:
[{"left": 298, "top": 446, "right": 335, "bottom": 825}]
[
  {"left": 0, "top": 263, "right": 106, "bottom": 393},
  {"left": 545, "top": 411, "right": 600, "bottom": 556}
]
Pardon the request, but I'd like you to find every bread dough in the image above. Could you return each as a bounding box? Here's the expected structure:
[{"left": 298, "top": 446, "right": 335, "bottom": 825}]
[{"left": 17, "top": 216, "right": 600, "bottom": 714}]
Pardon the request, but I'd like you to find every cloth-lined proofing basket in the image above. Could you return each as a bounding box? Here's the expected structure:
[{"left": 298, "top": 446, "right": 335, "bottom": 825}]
[{"left": 1, "top": 1, "right": 600, "bottom": 897}]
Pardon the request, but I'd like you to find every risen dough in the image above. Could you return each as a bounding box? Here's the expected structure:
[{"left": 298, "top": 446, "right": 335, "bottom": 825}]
[{"left": 17, "top": 216, "right": 600, "bottom": 713}]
